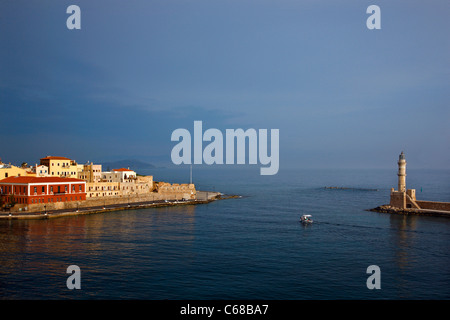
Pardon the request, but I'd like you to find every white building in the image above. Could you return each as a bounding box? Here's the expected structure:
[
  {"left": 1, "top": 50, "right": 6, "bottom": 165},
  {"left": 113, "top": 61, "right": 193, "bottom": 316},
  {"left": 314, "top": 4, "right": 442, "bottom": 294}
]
[
  {"left": 111, "top": 168, "right": 136, "bottom": 181},
  {"left": 34, "top": 165, "right": 49, "bottom": 177}
]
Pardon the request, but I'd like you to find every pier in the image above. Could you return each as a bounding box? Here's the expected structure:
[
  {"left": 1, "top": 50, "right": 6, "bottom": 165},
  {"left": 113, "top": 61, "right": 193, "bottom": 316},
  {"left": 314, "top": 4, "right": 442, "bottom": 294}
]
[{"left": 368, "top": 205, "right": 450, "bottom": 218}]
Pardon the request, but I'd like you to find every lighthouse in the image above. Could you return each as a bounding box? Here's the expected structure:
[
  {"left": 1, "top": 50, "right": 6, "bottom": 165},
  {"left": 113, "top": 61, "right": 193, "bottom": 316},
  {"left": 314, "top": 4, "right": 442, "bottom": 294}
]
[
  {"left": 383, "top": 151, "right": 450, "bottom": 213},
  {"left": 390, "top": 151, "right": 418, "bottom": 209},
  {"left": 397, "top": 151, "right": 406, "bottom": 192}
]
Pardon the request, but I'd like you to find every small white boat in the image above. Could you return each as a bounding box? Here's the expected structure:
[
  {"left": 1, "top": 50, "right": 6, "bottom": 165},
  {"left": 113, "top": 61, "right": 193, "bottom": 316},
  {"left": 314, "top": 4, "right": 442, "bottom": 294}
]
[{"left": 300, "top": 214, "right": 313, "bottom": 224}]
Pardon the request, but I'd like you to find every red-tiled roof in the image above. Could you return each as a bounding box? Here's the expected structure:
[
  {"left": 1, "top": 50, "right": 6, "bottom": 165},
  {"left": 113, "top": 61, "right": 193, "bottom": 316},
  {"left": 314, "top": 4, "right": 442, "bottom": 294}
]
[
  {"left": 0, "top": 176, "right": 85, "bottom": 184},
  {"left": 40, "top": 156, "right": 72, "bottom": 160},
  {"left": 112, "top": 168, "right": 134, "bottom": 172}
]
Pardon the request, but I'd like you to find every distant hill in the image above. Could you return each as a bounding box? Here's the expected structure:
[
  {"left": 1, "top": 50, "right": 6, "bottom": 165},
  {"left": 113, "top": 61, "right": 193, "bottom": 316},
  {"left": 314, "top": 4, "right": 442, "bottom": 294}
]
[{"left": 101, "top": 159, "right": 156, "bottom": 171}]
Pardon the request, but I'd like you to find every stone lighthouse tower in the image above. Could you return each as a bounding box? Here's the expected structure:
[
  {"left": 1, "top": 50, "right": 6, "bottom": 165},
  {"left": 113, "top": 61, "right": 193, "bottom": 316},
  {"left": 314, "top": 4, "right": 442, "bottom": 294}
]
[
  {"left": 390, "top": 151, "right": 417, "bottom": 209},
  {"left": 397, "top": 151, "right": 406, "bottom": 192}
]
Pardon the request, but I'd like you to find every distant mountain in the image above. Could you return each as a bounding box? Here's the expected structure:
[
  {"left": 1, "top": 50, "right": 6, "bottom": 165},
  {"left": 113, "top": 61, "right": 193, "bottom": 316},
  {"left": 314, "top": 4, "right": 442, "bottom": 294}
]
[{"left": 101, "top": 159, "right": 156, "bottom": 171}]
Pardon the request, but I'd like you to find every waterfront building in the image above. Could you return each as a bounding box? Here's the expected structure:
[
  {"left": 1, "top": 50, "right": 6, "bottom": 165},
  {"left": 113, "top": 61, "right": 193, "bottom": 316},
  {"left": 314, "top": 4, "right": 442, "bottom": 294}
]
[
  {"left": 120, "top": 175, "right": 154, "bottom": 197},
  {"left": 100, "top": 171, "right": 123, "bottom": 183},
  {"left": 86, "top": 174, "right": 154, "bottom": 198},
  {"left": 155, "top": 182, "right": 196, "bottom": 200},
  {"left": 78, "top": 162, "right": 102, "bottom": 182},
  {"left": 40, "top": 156, "right": 80, "bottom": 178},
  {"left": 0, "top": 176, "right": 86, "bottom": 207},
  {"left": 86, "top": 181, "right": 120, "bottom": 198},
  {"left": 111, "top": 168, "right": 137, "bottom": 181},
  {"left": 0, "top": 155, "right": 198, "bottom": 213}
]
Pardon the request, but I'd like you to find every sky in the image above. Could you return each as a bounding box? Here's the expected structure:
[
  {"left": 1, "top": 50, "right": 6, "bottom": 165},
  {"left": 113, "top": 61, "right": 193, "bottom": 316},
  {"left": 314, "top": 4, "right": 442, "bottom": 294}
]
[{"left": 0, "top": 0, "right": 449, "bottom": 170}]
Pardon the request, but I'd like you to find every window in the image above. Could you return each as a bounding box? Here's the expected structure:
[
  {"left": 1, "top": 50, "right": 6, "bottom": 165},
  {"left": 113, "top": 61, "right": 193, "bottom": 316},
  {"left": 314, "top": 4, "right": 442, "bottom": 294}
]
[
  {"left": 79, "top": 185, "right": 82, "bottom": 191},
  {"left": 51, "top": 186, "right": 53, "bottom": 193},
  {"left": 42, "top": 186, "right": 45, "bottom": 193},
  {"left": 34, "top": 187, "right": 37, "bottom": 193},
  {"left": 65, "top": 186, "right": 68, "bottom": 192}
]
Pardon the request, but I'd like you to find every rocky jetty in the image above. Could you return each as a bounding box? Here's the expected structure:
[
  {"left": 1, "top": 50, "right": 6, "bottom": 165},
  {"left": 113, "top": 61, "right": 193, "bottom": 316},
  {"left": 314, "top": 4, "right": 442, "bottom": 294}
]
[{"left": 368, "top": 205, "right": 450, "bottom": 218}]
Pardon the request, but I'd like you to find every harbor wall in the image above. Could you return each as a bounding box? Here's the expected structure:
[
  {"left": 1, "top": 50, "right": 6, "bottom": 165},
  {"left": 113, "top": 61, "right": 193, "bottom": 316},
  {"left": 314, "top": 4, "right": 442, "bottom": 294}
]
[
  {"left": 9, "top": 189, "right": 198, "bottom": 213},
  {"left": 415, "top": 200, "right": 450, "bottom": 212}
]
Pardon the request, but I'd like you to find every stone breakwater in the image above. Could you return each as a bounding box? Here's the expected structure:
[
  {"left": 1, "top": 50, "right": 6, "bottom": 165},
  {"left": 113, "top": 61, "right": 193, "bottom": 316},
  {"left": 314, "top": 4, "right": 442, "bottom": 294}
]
[
  {"left": 324, "top": 186, "right": 379, "bottom": 191},
  {"left": 0, "top": 193, "right": 240, "bottom": 220},
  {"left": 368, "top": 205, "right": 450, "bottom": 218}
]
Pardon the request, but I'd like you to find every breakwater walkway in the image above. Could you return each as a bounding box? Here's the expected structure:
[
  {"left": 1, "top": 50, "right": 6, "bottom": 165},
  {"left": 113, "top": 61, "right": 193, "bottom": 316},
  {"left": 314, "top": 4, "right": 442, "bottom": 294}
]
[{"left": 0, "top": 193, "right": 240, "bottom": 220}]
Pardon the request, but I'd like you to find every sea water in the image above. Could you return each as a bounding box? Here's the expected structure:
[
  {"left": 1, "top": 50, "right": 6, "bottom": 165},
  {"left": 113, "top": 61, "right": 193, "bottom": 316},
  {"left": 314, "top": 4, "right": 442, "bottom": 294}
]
[{"left": 0, "top": 167, "right": 449, "bottom": 299}]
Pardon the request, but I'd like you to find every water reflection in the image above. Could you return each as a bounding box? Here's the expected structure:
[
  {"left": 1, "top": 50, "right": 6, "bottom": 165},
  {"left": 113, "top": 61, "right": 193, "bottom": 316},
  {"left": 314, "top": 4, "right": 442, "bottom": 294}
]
[
  {"left": 389, "top": 214, "right": 418, "bottom": 268},
  {"left": 0, "top": 206, "right": 197, "bottom": 299},
  {"left": 388, "top": 214, "right": 419, "bottom": 298}
]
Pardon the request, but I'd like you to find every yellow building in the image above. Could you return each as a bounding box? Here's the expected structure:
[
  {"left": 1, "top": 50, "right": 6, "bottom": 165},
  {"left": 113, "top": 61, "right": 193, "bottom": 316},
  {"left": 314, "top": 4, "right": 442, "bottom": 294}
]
[
  {"left": 0, "top": 163, "right": 29, "bottom": 179},
  {"left": 40, "top": 156, "right": 80, "bottom": 178}
]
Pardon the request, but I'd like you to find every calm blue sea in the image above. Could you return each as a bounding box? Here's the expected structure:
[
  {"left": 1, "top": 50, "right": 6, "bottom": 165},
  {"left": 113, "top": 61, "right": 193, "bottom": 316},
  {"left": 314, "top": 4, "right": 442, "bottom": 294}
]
[{"left": 0, "top": 167, "right": 449, "bottom": 300}]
